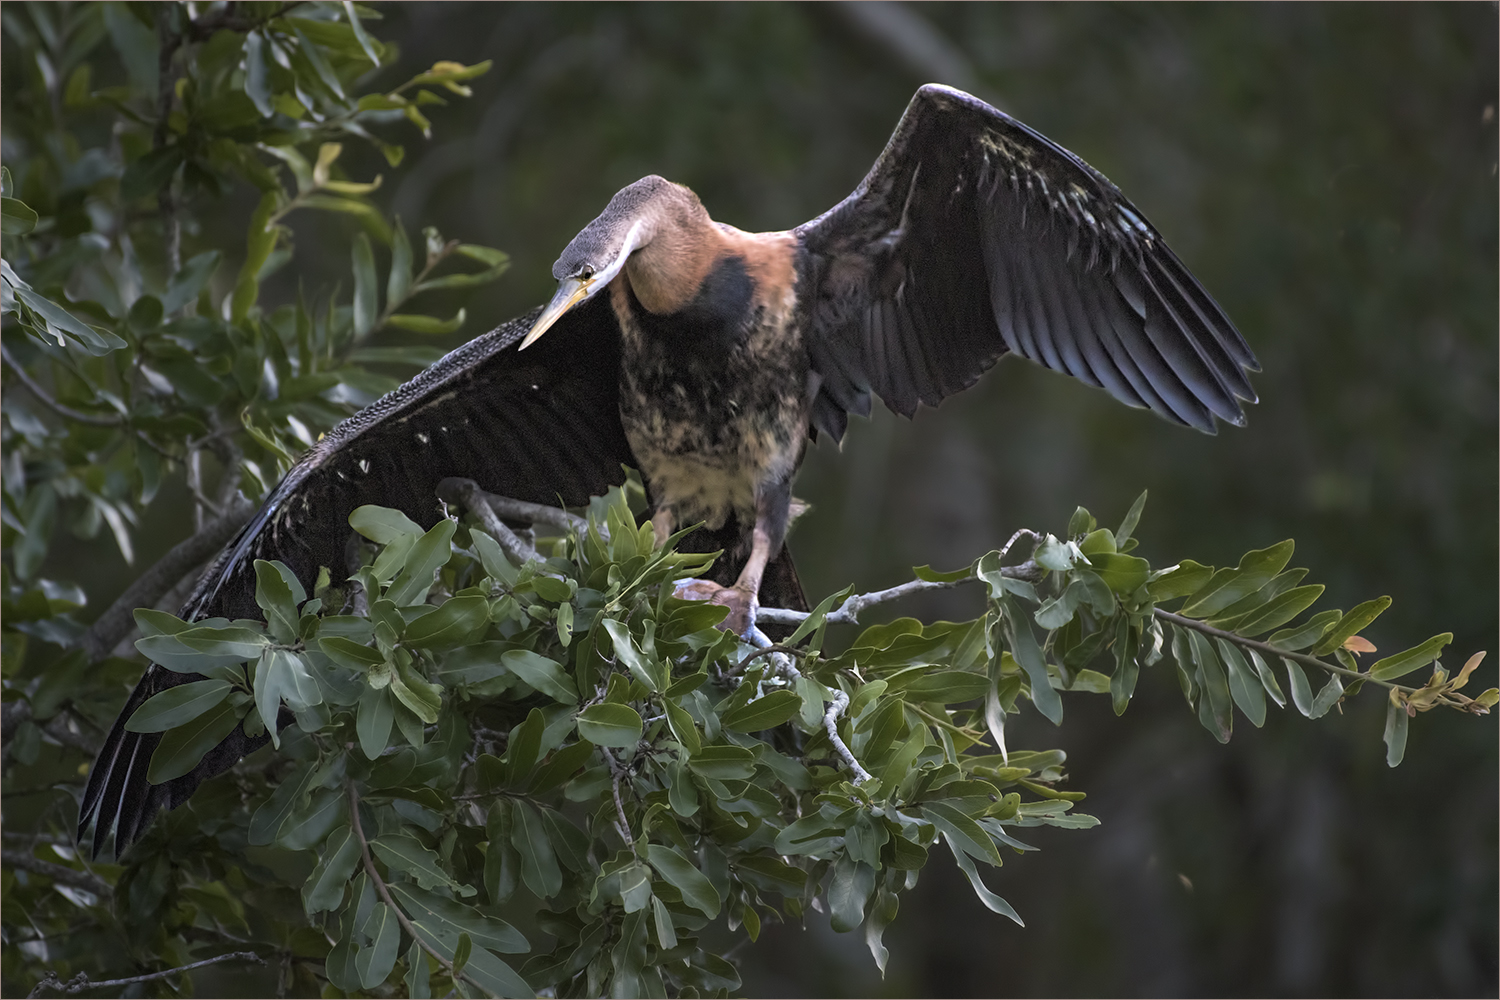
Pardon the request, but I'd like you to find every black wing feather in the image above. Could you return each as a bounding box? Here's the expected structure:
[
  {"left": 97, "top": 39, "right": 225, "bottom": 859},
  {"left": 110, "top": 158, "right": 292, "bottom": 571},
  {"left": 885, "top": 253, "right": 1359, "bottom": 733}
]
[
  {"left": 796, "top": 83, "right": 1257, "bottom": 438},
  {"left": 79, "top": 296, "right": 635, "bottom": 858}
]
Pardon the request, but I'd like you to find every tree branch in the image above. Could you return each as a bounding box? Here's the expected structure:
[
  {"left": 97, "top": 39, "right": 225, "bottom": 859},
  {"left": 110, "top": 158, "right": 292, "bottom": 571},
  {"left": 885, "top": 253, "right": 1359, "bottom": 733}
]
[
  {"left": 26, "top": 951, "right": 262, "bottom": 998},
  {"left": 599, "top": 747, "right": 636, "bottom": 847},
  {"left": 0, "top": 344, "right": 124, "bottom": 427},
  {"left": 77, "top": 495, "right": 254, "bottom": 663},
  {"left": 1155, "top": 609, "right": 1400, "bottom": 690},
  {"left": 347, "top": 785, "right": 488, "bottom": 996},
  {"left": 1, "top": 850, "right": 111, "bottom": 897},
  {"left": 757, "top": 561, "right": 1041, "bottom": 628},
  {"left": 437, "top": 477, "right": 593, "bottom": 538},
  {"left": 822, "top": 689, "right": 873, "bottom": 784}
]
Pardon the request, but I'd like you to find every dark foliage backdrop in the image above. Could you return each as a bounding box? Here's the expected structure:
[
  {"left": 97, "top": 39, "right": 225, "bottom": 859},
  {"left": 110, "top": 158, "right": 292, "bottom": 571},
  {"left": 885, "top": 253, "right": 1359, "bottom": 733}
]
[{"left": 11, "top": 3, "right": 1498, "bottom": 997}]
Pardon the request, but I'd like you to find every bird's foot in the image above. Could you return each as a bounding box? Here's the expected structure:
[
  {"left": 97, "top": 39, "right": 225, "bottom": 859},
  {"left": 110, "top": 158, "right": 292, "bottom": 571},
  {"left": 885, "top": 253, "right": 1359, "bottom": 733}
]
[{"left": 672, "top": 578, "right": 758, "bottom": 637}]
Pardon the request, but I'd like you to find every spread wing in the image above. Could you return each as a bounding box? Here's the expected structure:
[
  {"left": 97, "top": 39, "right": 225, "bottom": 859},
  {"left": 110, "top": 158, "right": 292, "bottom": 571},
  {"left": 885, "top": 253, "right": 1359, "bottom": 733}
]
[
  {"left": 79, "top": 295, "right": 635, "bottom": 857},
  {"left": 796, "top": 83, "right": 1258, "bottom": 441}
]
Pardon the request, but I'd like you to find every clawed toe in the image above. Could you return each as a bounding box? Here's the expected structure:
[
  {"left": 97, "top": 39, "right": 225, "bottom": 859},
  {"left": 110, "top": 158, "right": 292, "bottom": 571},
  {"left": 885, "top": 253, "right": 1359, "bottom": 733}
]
[{"left": 672, "top": 578, "right": 758, "bottom": 637}]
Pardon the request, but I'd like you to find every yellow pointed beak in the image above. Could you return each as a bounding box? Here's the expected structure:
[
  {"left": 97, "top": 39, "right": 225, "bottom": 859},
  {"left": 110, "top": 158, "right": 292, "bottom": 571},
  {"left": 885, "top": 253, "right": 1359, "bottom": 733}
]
[{"left": 519, "top": 276, "right": 593, "bottom": 350}]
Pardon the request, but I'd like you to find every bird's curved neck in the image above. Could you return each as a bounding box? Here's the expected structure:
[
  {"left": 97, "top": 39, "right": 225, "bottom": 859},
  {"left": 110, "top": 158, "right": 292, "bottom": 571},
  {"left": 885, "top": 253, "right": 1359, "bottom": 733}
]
[{"left": 623, "top": 212, "right": 730, "bottom": 316}]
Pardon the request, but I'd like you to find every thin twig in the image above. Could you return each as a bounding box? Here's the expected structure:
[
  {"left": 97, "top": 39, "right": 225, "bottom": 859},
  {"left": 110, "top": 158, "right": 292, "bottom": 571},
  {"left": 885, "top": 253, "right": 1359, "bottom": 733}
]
[
  {"left": 347, "top": 785, "right": 488, "bottom": 996},
  {"left": 435, "top": 478, "right": 540, "bottom": 567},
  {"left": 734, "top": 643, "right": 803, "bottom": 675},
  {"left": 1154, "top": 609, "right": 1406, "bottom": 691},
  {"left": 599, "top": 747, "right": 635, "bottom": 847},
  {"left": 77, "top": 495, "right": 254, "bottom": 663},
  {"left": 2, "top": 850, "right": 112, "bottom": 897},
  {"left": 26, "top": 951, "right": 262, "bottom": 998},
  {"left": 822, "top": 690, "right": 873, "bottom": 784},
  {"left": 757, "top": 561, "right": 1041, "bottom": 628},
  {"left": 1, "top": 344, "right": 124, "bottom": 427}
]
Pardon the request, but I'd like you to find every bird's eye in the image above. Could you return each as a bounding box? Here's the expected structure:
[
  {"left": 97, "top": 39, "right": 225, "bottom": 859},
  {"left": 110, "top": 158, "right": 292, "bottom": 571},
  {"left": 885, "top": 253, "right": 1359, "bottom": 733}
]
[{"left": 578, "top": 264, "right": 596, "bottom": 280}]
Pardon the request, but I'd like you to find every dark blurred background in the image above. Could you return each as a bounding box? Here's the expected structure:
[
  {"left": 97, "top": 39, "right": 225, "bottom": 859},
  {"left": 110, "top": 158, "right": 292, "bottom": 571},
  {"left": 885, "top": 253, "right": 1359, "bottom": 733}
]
[{"left": 105, "top": 3, "right": 1500, "bottom": 996}]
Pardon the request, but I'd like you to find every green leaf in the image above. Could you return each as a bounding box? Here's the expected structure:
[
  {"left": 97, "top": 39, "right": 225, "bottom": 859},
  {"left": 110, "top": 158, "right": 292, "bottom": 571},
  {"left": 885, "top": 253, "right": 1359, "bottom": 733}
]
[
  {"left": 602, "top": 618, "right": 662, "bottom": 692},
  {"left": 1188, "top": 630, "right": 1233, "bottom": 743},
  {"left": 146, "top": 698, "right": 243, "bottom": 783},
  {"left": 248, "top": 763, "right": 315, "bottom": 846},
  {"left": 244, "top": 31, "right": 274, "bottom": 116},
  {"left": 945, "top": 835, "right": 1023, "bottom": 926},
  {"left": 162, "top": 250, "right": 221, "bottom": 313},
  {"left": 895, "top": 669, "right": 990, "bottom": 704},
  {"left": 510, "top": 800, "right": 562, "bottom": 898},
  {"left": 1312, "top": 596, "right": 1393, "bottom": 655},
  {"left": 1383, "top": 700, "right": 1410, "bottom": 767},
  {"left": 651, "top": 895, "right": 678, "bottom": 949},
  {"left": 827, "top": 854, "right": 876, "bottom": 933},
  {"left": 389, "top": 659, "right": 442, "bottom": 724},
  {"left": 387, "top": 221, "right": 413, "bottom": 306},
  {"left": 280, "top": 787, "right": 349, "bottom": 850},
  {"left": 356, "top": 903, "right": 399, "bottom": 989},
  {"left": 450, "top": 933, "right": 472, "bottom": 982},
  {"left": 404, "top": 596, "right": 489, "bottom": 650},
  {"left": 913, "top": 563, "right": 972, "bottom": 583},
  {"left": 1249, "top": 649, "right": 1286, "bottom": 707},
  {"left": 685, "top": 744, "right": 756, "bottom": 780},
  {"left": 1369, "top": 633, "right": 1452, "bottom": 681},
  {"left": 254, "top": 559, "right": 304, "bottom": 641},
  {"left": 321, "top": 635, "right": 385, "bottom": 669},
  {"left": 1115, "top": 490, "right": 1147, "bottom": 545},
  {"left": 303, "top": 827, "right": 361, "bottom": 913},
  {"left": 720, "top": 690, "right": 802, "bottom": 731},
  {"left": 1216, "top": 639, "right": 1266, "bottom": 728},
  {"left": 352, "top": 232, "right": 377, "bottom": 337},
  {"left": 372, "top": 834, "right": 469, "bottom": 894},
  {"left": 357, "top": 685, "right": 393, "bottom": 759},
  {"left": 663, "top": 699, "right": 702, "bottom": 755},
  {"left": 1307, "top": 673, "right": 1345, "bottom": 719},
  {"left": 342, "top": 1, "right": 384, "bottom": 65},
  {"left": 1091, "top": 553, "right": 1151, "bottom": 594},
  {"left": 575, "top": 703, "right": 642, "bottom": 747},
  {"left": 386, "top": 519, "right": 456, "bottom": 606},
  {"left": 2, "top": 196, "right": 38, "bottom": 235},
  {"left": 923, "top": 800, "right": 1003, "bottom": 866},
  {"left": 388, "top": 882, "right": 529, "bottom": 954},
  {"left": 1284, "top": 658, "right": 1315, "bottom": 717},
  {"left": 1146, "top": 560, "right": 1214, "bottom": 602},
  {"left": 125, "top": 679, "right": 231, "bottom": 733},
  {"left": 1181, "top": 540, "right": 1294, "bottom": 617},
  {"left": 12, "top": 284, "right": 126, "bottom": 354},
  {"left": 1267, "top": 609, "right": 1342, "bottom": 652},
  {"left": 502, "top": 650, "right": 579, "bottom": 703},
  {"left": 350, "top": 504, "right": 424, "bottom": 544},
  {"left": 387, "top": 309, "right": 466, "bottom": 335},
  {"left": 644, "top": 843, "right": 721, "bottom": 918},
  {"left": 455, "top": 243, "right": 508, "bottom": 266},
  {"left": 1001, "top": 596, "right": 1061, "bottom": 724},
  {"left": 1220, "top": 584, "right": 1326, "bottom": 637}
]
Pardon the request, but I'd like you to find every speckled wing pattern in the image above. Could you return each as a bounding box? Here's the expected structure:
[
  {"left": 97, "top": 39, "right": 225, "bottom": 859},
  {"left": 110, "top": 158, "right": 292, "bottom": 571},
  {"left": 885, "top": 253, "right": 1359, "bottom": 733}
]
[
  {"left": 796, "top": 83, "right": 1259, "bottom": 441},
  {"left": 79, "top": 295, "right": 636, "bottom": 858}
]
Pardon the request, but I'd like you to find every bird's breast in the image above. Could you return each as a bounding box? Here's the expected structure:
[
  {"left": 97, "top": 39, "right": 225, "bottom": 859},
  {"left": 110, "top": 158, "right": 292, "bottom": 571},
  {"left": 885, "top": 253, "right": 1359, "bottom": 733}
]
[{"left": 613, "top": 253, "right": 808, "bottom": 529}]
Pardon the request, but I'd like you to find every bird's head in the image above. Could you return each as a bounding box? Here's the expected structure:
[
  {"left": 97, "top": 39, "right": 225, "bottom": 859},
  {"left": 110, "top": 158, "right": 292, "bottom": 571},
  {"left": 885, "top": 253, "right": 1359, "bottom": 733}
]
[{"left": 520, "top": 175, "right": 707, "bottom": 349}]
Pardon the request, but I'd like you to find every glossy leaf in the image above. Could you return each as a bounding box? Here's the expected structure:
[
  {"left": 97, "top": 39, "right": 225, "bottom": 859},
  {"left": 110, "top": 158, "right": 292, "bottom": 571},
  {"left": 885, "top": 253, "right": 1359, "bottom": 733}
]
[
  {"left": 146, "top": 698, "right": 244, "bottom": 784},
  {"left": 645, "top": 843, "right": 721, "bottom": 917},
  {"left": 125, "top": 679, "right": 231, "bottom": 733},
  {"left": 575, "top": 703, "right": 642, "bottom": 747}
]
